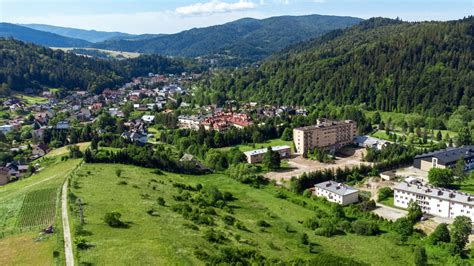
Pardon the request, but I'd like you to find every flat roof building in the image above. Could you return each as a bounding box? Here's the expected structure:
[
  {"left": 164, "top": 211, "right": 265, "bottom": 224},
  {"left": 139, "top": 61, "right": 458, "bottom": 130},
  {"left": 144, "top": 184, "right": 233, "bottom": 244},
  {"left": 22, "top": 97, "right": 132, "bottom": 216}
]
[
  {"left": 313, "top": 180, "right": 359, "bottom": 205},
  {"left": 244, "top": 145, "right": 291, "bottom": 164},
  {"left": 293, "top": 119, "right": 357, "bottom": 155},
  {"left": 413, "top": 146, "right": 474, "bottom": 172},
  {"left": 394, "top": 182, "right": 474, "bottom": 220}
]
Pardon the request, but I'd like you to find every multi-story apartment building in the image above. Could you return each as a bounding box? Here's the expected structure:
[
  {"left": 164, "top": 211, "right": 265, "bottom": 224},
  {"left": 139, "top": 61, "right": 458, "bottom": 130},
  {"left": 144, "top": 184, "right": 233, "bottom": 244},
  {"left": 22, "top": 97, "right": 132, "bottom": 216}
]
[
  {"left": 413, "top": 146, "right": 474, "bottom": 172},
  {"left": 394, "top": 182, "right": 474, "bottom": 220},
  {"left": 313, "top": 181, "right": 359, "bottom": 205},
  {"left": 293, "top": 119, "right": 357, "bottom": 155}
]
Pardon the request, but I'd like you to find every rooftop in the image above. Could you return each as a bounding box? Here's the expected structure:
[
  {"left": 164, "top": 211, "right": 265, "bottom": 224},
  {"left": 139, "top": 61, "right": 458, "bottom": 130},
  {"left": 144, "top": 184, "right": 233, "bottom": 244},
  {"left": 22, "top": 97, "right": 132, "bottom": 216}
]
[
  {"left": 415, "top": 145, "right": 474, "bottom": 165},
  {"left": 314, "top": 180, "right": 359, "bottom": 196},
  {"left": 244, "top": 145, "right": 291, "bottom": 156},
  {"left": 294, "top": 119, "right": 354, "bottom": 131},
  {"left": 394, "top": 182, "right": 474, "bottom": 206}
]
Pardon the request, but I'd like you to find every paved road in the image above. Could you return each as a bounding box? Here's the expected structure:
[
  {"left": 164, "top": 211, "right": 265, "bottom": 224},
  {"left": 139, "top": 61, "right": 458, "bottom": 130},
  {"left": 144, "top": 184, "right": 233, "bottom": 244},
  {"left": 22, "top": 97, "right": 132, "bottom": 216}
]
[
  {"left": 373, "top": 203, "right": 407, "bottom": 221},
  {"left": 61, "top": 178, "right": 74, "bottom": 266}
]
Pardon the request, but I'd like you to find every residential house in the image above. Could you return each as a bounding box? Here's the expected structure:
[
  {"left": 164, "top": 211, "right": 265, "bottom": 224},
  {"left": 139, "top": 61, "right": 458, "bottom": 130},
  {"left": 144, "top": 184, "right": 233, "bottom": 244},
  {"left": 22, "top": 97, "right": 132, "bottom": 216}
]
[
  {"left": 32, "top": 143, "right": 51, "bottom": 157},
  {"left": 313, "top": 181, "right": 359, "bottom": 205},
  {"left": 413, "top": 146, "right": 474, "bottom": 172},
  {"left": 0, "top": 167, "right": 10, "bottom": 185},
  {"left": 244, "top": 146, "right": 291, "bottom": 164}
]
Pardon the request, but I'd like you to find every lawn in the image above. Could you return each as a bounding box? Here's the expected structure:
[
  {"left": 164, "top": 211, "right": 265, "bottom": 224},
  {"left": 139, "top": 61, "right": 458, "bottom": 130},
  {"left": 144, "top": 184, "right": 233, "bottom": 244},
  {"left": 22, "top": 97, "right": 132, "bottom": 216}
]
[
  {"left": 69, "top": 163, "right": 423, "bottom": 265},
  {"left": 379, "top": 196, "right": 395, "bottom": 208},
  {"left": 0, "top": 232, "right": 57, "bottom": 266},
  {"left": 12, "top": 93, "right": 48, "bottom": 105},
  {"left": 456, "top": 175, "right": 474, "bottom": 194}
]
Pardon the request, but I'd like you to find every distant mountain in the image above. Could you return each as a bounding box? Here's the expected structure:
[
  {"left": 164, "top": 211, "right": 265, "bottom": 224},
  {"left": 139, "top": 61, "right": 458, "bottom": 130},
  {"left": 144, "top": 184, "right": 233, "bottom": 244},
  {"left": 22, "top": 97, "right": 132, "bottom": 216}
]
[
  {"left": 0, "top": 23, "right": 91, "bottom": 47},
  {"left": 22, "top": 24, "right": 138, "bottom": 43},
  {"left": 208, "top": 17, "right": 473, "bottom": 116},
  {"left": 93, "top": 14, "right": 363, "bottom": 62},
  {"left": 0, "top": 38, "right": 201, "bottom": 95}
]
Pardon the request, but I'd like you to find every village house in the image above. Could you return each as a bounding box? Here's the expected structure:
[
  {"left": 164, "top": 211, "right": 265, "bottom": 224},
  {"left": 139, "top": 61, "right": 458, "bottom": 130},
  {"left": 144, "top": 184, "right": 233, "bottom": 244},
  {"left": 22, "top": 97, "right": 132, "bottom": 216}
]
[
  {"left": 313, "top": 181, "right": 359, "bottom": 205},
  {"left": 394, "top": 182, "right": 474, "bottom": 220},
  {"left": 354, "top": 135, "right": 390, "bottom": 151},
  {"left": 0, "top": 124, "right": 13, "bottom": 134},
  {"left": 244, "top": 146, "right": 291, "bottom": 164},
  {"left": 5, "top": 161, "right": 28, "bottom": 178},
  {"left": 178, "top": 115, "right": 204, "bottom": 130},
  {"left": 413, "top": 146, "right": 474, "bottom": 172},
  {"left": 141, "top": 115, "right": 156, "bottom": 124},
  {"left": 32, "top": 143, "right": 51, "bottom": 157},
  {"left": 0, "top": 167, "right": 10, "bottom": 185}
]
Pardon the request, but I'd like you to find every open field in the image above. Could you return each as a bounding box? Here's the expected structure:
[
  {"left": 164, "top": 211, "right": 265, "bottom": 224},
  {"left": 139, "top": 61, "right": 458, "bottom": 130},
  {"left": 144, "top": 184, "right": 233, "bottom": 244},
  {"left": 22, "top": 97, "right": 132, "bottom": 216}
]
[
  {"left": 68, "top": 163, "right": 434, "bottom": 265},
  {"left": 45, "top": 142, "right": 90, "bottom": 158},
  {"left": 12, "top": 93, "right": 49, "bottom": 105},
  {"left": 0, "top": 155, "right": 81, "bottom": 265},
  {"left": 0, "top": 232, "right": 56, "bottom": 266},
  {"left": 52, "top": 47, "right": 141, "bottom": 59},
  {"left": 265, "top": 147, "right": 371, "bottom": 181}
]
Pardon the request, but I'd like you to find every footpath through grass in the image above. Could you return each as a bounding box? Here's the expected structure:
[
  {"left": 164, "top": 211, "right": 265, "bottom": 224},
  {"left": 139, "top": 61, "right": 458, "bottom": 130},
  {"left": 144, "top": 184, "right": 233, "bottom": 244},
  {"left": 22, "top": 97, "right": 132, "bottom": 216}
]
[{"left": 69, "top": 163, "right": 421, "bottom": 265}]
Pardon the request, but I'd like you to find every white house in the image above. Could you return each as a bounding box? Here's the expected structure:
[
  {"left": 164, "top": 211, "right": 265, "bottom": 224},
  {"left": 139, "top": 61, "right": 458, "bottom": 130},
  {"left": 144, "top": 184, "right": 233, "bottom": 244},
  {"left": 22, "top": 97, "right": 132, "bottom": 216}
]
[
  {"left": 178, "top": 115, "right": 203, "bottom": 130},
  {"left": 0, "top": 125, "right": 13, "bottom": 133},
  {"left": 141, "top": 115, "right": 155, "bottom": 123},
  {"left": 354, "top": 135, "right": 390, "bottom": 150},
  {"left": 394, "top": 182, "right": 474, "bottom": 220},
  {"left": 313, "top": 181, "right": 359, "bottom": 205}
]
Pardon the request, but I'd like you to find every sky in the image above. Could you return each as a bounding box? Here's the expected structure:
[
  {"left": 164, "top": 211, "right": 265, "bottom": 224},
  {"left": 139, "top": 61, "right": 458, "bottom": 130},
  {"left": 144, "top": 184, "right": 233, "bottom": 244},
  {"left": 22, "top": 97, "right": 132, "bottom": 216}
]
[{"left": 0, "top": 0, "right": 472, "bottom": 34}]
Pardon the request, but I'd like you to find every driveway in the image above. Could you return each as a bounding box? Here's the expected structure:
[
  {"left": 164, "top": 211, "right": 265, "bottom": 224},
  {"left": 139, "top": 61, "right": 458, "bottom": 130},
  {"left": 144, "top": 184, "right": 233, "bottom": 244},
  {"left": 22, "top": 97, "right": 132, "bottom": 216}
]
[{"left": 372, "top": 203, "right": 407, "bottom": 221}]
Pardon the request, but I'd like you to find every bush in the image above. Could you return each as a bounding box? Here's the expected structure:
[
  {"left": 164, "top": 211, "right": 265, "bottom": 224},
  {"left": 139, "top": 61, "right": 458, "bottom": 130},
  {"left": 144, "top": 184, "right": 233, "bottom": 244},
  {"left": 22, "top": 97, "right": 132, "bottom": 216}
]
[
  {"left": 351, "top": 220, "right": 379, "bottom": 236},
  {"left": 235, "top": 221, "right": 248, "bottom": 231},
  {"left": 74, "top": 236, "right": 89, "bottom": 250},
  {"left": 377, "top": 187, "right": 393, "bottom": 202},
  {"left": 301, "top": 233, "right": 309, "bottom": 245},
  {"left": 256, "top": 220, "right": 271, "bottom": 227},
  {"left": 103, "top": 211, "right": 125, "bottom": 228},
  {"left": 275, "top": 190, "right": 288, "bottom": 199},
  {"left": 413, "top": 246, "right": 427, "bottom": 266},
  {"left": 428, "top": 223, "right": 450, "bottom": 245},
  {"left": 157, "top": 197, "right": 166, "bottom": 206},
  {"left": 223, "top": 215, "right": 235, "bottom": 225},
  {"left": 203, "top": 229, "right": 227, "bottom": 244}
]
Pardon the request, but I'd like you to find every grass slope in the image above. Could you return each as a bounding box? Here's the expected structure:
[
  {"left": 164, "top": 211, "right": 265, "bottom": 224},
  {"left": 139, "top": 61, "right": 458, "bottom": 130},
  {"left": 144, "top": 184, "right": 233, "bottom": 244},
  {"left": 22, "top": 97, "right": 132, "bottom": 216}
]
[{"left": 70, "top": 163, "right": 418, "bottom": 265}]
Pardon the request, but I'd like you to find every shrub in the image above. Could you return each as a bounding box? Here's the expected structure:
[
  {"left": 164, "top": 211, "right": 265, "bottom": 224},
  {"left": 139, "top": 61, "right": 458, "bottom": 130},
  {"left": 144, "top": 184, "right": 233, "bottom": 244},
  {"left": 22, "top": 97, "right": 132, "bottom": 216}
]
[
  {"left": 203, "top": 229, "right": 227, "bottom": 244},
  {"left": 115, "top": 168, "right": 122, "bottom": 178},
  {"left": 256, "top": 220, "right": 271, "bottom": 227},
  {"left": 223, "top": 215, "right": 235, "bottom": 225},
  {"left": 351, "top": 220, "right": 380, "bottom": 236},
  {"left": 157, "top": 197, "right": 166, "bottom": 206},
  {"left": 116, "top": 181, "right": 127, "bottom": 185},
  {"left": 103, "top": 211, "right": 125, "bottom": 228},
  {"left": 235, "top": 221, "right": 248, "bottom": 231},
  {"left": 300, "top": 233, "right": 309, "bottom": 245},
  {"left": 428, "top": 223, "right": 450, "bottom": 245},
  {"left": 377, "top": 187, "right": 393, "bottom": 202},
  {"left": 74, "top": 236, "right": 89, "bottom": 250},
  {"left": 413, "top": 246, "right": 427, "bottom": 266},
  {"left": 204, "top": 207, "right": 217, "bottom": 215},
  {"left": 275, "top": 190, "right": 288, "bottom": 199}
]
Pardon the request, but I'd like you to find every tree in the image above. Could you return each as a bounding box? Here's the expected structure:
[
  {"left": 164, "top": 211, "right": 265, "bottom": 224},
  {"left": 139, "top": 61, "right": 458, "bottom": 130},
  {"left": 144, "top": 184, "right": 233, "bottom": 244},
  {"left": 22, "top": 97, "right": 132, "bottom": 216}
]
[
  {"left": 115, "top": 168, "right": 122, "bottom": 178},
  {"left": 372, "top": 112, "right": 381, "bottom": 124},
  {"left": 377, "top": 187, "right": 393, "bottom": 202},
  {"left": 300, "top": 233, "right": 309, "bottom": 245},
  {"left": 451, "top": 216, "right": 472, "bottom": 254},
  {"left": 205, "top": 149, "right": 228, "bottom": 171},
  {"left": 453, "top": 157, "right": 466, "bottom": 183},
  {"left": 436, "top": 130, "right": 443, "bottom": 141},
  {"left": 394, "top": 218, "right": 413, "bottom": 242},
  {"left": 456, "top": 127, "right": 472, "bottom": 146},
  {"left": 262, "top": 147, "right": 281, "bottom": 170},
  {"left": 429, "top": 223, "right": 450, "bottom": 245},
  {"left": 281, "top": 127, "right": 292, "bottom": 141},
  {"left": 413, "top": 246, "right": 427, "bottom": 266},
  {"left": 428, "top": 168, "right": 454, "bottom": 188},
  {"left": 379, "top": 121, "right": 385, "bottom": 130},
  {"left": 103, "top": 211, "right": 125, "bottom": 227},
  {"left": 407, "top": 201, "right": 423, "bottom": 224}
]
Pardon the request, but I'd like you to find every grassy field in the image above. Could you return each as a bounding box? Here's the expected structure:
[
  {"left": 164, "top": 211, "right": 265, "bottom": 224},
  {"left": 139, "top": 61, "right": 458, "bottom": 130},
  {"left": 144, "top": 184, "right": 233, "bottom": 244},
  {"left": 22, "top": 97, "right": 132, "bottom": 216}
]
[
  {"left": 45, "top": 142, "right": 90, "bottom": 158},
  {"left": 0, "top": 153, "right": 81, "bottom": 265},
  {"left": 12, "top": 93, "right": 48, "bottom": 105},
  {"left": 456, "top": 175, "right": 474, "bottom": 194},
  {"left": 69, "top": 163, "right": 433, "bottom": 265},
  {"left": 379, "top": 196, "right": 395, "bottom": 208}
]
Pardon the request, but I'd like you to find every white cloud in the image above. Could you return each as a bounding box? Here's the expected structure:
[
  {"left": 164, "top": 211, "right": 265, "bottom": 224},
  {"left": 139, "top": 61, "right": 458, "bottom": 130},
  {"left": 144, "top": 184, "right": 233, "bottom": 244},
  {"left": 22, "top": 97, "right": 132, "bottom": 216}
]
[{"left": 175, "top": 0, "right": 258, "bottom": 16}]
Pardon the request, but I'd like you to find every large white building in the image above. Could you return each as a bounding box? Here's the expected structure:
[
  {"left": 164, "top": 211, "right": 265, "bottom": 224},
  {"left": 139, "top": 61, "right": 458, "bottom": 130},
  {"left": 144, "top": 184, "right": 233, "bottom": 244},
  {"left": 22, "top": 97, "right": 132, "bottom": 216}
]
[
  {"left": 313, "top": 181, "right": 359, "bottom": 205},
  {"left": 394, "top": 182, "right": 474, "bottom": 220},
  {"left": 243, "top": 145, "right": 291, "bottom": 164}
]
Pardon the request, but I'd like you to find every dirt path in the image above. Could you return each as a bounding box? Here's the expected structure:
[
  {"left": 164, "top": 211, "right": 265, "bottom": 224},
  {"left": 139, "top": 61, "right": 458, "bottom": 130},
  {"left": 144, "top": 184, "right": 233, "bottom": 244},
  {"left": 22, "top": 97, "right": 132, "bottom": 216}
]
[{"left": 61, "top": 178, "right": 74, "bottom": 266}]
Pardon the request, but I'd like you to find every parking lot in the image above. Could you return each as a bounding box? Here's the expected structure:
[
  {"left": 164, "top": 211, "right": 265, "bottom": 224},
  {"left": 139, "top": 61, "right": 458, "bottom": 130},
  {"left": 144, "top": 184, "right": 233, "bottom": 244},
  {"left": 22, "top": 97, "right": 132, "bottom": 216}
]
[{"left": 265, "top": 147, "right": 372, "bottom": 181}]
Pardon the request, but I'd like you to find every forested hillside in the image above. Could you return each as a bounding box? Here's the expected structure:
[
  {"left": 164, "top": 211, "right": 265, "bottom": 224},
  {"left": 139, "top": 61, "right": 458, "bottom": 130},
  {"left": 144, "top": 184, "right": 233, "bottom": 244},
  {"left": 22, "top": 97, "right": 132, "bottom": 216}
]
[
  {"left": 94, "top": 15, "right": 362, "bottom": 62},
  {"left": 0, "top": 39, "right": 200, "bottom": 94},
  {"left": 208, "top": 17, "right": 473, "bottom": 116},
  {"left": 0, "top": 23, "right": 91, "bottom": 47}
]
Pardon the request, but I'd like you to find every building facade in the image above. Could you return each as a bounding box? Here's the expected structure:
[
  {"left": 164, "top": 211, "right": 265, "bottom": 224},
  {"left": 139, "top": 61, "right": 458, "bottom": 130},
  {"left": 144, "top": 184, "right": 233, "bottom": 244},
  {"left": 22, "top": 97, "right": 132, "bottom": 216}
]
[
  {"left": 313, "top": 181, "right": 359, "bottom": 205},
  {"left": 244, "top": 146, "right": 291, "bottom": 164},
  {"left": 293, "top": 119, "right": 357, "bottom": 155},
  {"left": 413, "top": 146, "right": 474, "bottom": 172},
  {"left": 394, "top": 182, "right": 474, "bottom": 220}
]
